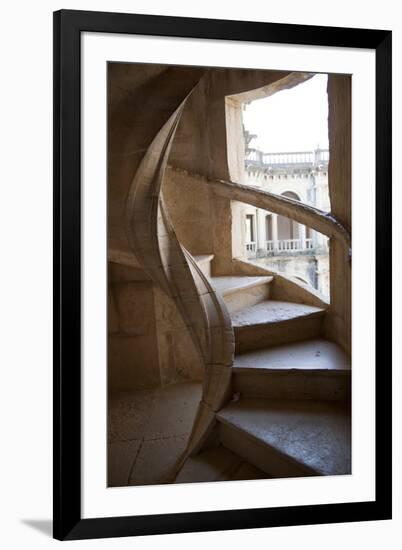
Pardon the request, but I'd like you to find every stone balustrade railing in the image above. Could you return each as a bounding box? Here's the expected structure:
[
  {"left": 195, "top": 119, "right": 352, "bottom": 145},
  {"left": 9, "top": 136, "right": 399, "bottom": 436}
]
[
  {"left": 266, "top": 238, "right": 314, "bottom": 252},
  {"left": 246, "top": 237, "right": 327, "bottom": 258},
  {"left": 245, "top": 148, "right": 330, "bottom": 171},
  {"left": 125, "top": 88, "right": 235, "bottom": 462}
]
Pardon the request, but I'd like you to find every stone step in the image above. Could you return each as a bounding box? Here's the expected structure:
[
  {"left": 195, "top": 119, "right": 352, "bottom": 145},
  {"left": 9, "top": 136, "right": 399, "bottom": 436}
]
[
  {"left": 194, "top": 254, "right": 214, "bottom": 278},
  {"left": 217, "top": 398, "right": 351, "bottom": 478},
  {"left": 233, "top": 339, "right": 351, "bottom": 401},
  {"left": 210, "top": 275, "right": 274, "bottom": 313},
  {"left": 231, "top": 300, "right": 326, "bottom": 353},
  {"left": 174, "top": 445, "right": 266, "bottom": 484}
]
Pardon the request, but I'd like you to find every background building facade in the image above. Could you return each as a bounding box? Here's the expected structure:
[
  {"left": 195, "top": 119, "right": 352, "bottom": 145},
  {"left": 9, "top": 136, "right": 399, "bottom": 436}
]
[{"left": 243, "top": 135, "right": 330, "bottom": 297}]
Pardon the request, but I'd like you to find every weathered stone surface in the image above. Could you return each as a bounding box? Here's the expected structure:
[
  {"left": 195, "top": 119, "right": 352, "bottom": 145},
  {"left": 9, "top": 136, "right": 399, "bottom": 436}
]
[
  {"left": 202, "top": 364, "right": 232, "bottom": 411},
  {"left": 233, "top": 369, "right": 350, "bottom": 401},
  {"left": 233, "top": 314, "right": 325, "bottom": 354},
  {"left": 230, "top": 461, "right": 267, "bottom": 481},
  {"left": 193, "top": 254, "right": 214, "bottom": 277},
  {"left": 108, "top": 264, "right": 162, "bottom": 393},
  {"left": 325, "top": 238, "right": 351, "bottom": 354},
  {"left": 210, "top": 275, "right": 272, "bottom": 295},
  {"left": 231, "top": 258, "right": 328, "bottom": 308},
  {"left": 175, "top": 446, "right": 240, "bottom": 484},
  {"left": 108, "top": 388, "right": 157, "bottom": 442},
  {"left": 231, "top": 300, "right": 324, "bottom": 327},
  {"left": 217, "top": 398, "right": 351, "bottom": 476},
  {"left": 234, "top": 339, "right": 350, "bottom": 371},
  {"left": 128, "top": 436, "right": 188, "bottom": 486},
  {"left": 108, "top": 261, "right": 151, "bottom": 283},
  {"left": 210, "top": 275, "right": 272, "bottom": 313},
  {"left": 145, "top": 383, "right": 202, "bottom": 440},
  {"left": 186, "top": 401, "right": 216, "bottom": 456},
  {"left": 108, "top": 334, "right": 161, "bottom": 392},
  {"left": 326, "top": 75, "right": 352, "bottom": 353},
  {"left": 328, "top": 75, "right": 351, "bottom": 233},
  {"left": 153, "top": 286, "right": 205, "bottom": 384},
  {"left": 175, "top": 444, "right": 267, "bottom": 484},
  {"left": 114, "top": 281, "right": 156, "bottom": 334},
  {"left": 108, "top": 383, "right": 202, "bottom": 486},
  {"left": 108, "top": 440, "right": 141, "bottom": 487},
  {"left": 164, "top": 168, "right": 214, "bottom": 254}
]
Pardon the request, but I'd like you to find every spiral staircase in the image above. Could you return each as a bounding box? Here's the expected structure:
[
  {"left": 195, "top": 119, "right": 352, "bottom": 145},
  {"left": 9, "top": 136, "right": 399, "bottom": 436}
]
[
  {"left": 175, "top": 255, "right": 350, "bottom": 482},
  {"left": 119, "top": 73, "right": 351, "bottom": 484}
]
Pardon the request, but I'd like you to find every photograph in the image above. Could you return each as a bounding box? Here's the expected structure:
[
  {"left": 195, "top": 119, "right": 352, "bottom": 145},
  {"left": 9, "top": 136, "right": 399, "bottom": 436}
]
[
  {"left": 107, "top": 62, "right": 352, "bottom": 488},
  {"left": 52, "top": 8, "right": 392, "bottom": 540}
]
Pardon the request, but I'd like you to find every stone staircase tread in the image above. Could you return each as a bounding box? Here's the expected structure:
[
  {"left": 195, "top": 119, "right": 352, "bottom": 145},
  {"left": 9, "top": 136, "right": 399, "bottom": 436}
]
[
  {"left": 193, "top": 254, "right": 214, "bottom": 264},
  {"left": 233, "top": 339, "right": 350, "bottom": 374},
  {"left": 175, "top": 445, "right": 266, "bottom": 484},
  {"left": 231, "top": 300, "right": 325, "bottom": 327},
  {"left": 210, "top": 275, "right": 273, "bottom": 296},
  {"left": 217, "top": 398, "right": 351, "bottom": 476}
]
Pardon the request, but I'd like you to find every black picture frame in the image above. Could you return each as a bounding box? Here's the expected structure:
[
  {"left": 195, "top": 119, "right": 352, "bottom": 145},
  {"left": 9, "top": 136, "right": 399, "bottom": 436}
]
[{"left": 53, "top": 9, "right": 392, "bottom": 541}]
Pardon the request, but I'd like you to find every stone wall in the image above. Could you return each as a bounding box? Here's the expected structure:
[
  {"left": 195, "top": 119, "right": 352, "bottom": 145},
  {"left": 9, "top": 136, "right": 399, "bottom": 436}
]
[
  {"left": 256, "top": 254, "right": 330, "bottom": 298},
  {"left": 153, "top": 287, "right": 204, "bottom": 386},
  {"left": 108, "top": 262, "right": 203, "bottom": 394},
  {"left": 325, "top": 75, "right": 352, "bottom": 353},
  {"left": 108, "top": 263, "right": 160, "bottom": 393},
  {"left": 163, "top": 167, "right": 214, "bottom": 255},
  {"left": 164, "top": 165, "right": 238, "bottom": 275}
]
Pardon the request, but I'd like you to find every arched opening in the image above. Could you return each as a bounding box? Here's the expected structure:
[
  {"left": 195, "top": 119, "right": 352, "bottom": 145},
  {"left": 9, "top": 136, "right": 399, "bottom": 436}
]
[
  {"left": 281, "top": 191, "right": 300, "bottom": 200},
  {"left": 232, "top": 76, "right": 332, "bottom": 299}
]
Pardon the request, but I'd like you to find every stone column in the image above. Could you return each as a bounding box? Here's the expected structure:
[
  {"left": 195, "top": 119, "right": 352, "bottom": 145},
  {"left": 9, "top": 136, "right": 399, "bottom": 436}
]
[
  {"left": 311, "top": 228, "right": 319, "bottom": 249},
  {"left": 271, "top": 214, "right": 278, "bottom": 251},
  {"left": 256, "top": 208, "right": 266, "bottom": 255},
  {"left": 299, "top": 223, "right": 306, "bottom": 249}
]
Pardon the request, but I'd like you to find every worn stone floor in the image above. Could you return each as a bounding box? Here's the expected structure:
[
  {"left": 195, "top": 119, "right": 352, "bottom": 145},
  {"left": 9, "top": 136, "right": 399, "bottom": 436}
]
[
  {"left": 217, "top": 398, "right": 351, "bottom": 476},
  {"left": 108, "top": 382, "right": 202, "bottom": 487},
  {"left": 231, "top": 300, "right": 324, "bottom": 327},
  {"left": 234, "top": 339, "right": 350, "bottom": 371},
  {"left": 210, "top": 275, "right": 273, "bottom": 295}
]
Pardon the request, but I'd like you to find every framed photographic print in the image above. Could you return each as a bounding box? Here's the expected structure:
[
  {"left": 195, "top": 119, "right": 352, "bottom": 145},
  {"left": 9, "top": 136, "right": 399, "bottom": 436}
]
[{"left": 53, "top": 9, "right": 392, "bottom": 541}]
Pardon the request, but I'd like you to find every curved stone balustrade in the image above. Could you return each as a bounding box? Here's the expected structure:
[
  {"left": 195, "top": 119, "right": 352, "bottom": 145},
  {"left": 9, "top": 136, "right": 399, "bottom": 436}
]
[
  {"left": 125, "top": 92, "right": 235, "bottom": 459},
  {"left": 209, "top": 177, "right": 351, "bottom": 252}
]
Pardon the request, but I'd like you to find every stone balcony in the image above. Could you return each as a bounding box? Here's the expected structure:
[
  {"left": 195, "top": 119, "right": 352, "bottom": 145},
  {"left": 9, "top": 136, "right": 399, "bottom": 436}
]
[
  {"left": 246, "top": 238, "right": 329, "bottom": 259},
  {"left": 245, "top": 148, "right": 329, "bottom": 175}
]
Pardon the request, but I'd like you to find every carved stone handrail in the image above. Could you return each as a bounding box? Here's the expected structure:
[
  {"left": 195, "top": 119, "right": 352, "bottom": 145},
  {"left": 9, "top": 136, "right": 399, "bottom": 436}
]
[
  {"left": 209, "top": 177, "right": 351, "bottom": 251},
  {"left": 125, "top": 92, "right": 235, "bottom": 458}
]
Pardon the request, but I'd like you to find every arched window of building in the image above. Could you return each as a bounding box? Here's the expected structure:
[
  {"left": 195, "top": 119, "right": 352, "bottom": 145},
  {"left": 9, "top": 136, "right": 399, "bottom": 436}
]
[{"left": 281, "top": 191, "right": 300, "bottom": 201}]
